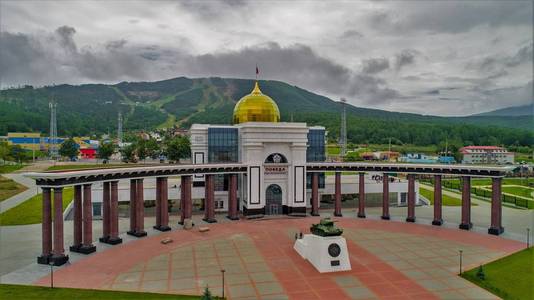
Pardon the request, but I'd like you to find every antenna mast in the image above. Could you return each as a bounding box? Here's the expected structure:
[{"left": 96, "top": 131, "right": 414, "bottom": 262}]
[{"left": 49, "top": 99, "right": 58, "bottom": 159}]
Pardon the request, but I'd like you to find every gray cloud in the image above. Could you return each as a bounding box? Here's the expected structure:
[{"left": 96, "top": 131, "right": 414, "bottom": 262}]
[
  {"left": 466, "top": 42, "right": 533, "bottom": 72},
  {"left": 394, "top": 49, "right": 418, "bottom": 71},
  {"left": 370, "top": 1, "right": 532, "bottom": 34},
  {"left": 340, "top": 30, "right": 364, "bottom": 39},
  {"left": 0, "top": 0, "right": 531, "bottom": 116},
  {"left": 361, "top": 58, "right": 389, "bottom": 74},
  {"left": 0, "top": 27, "right": 400, "bottom": 104},
  {"left": 55, "top": 25, "right": 77, "bottom": 52},
  {"left": 0, "top": 28, "right": 152, "bottom": 86}
]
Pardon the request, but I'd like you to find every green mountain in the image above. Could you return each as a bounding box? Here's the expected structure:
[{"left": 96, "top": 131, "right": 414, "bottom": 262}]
[
  {"left": 0, "top": 77, "right": 532, "bottom": 147},
  {"left": 474, "top": 104, "right": 534, "bottom": 117}
]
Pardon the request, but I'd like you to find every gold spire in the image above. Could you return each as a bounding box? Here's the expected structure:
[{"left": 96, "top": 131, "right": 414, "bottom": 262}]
[
  {"left": 232, "top": 81, "right": 280, "bottom": 124},
  {"left": 251, "top": 81, "right": 262, "bottom": 94}
]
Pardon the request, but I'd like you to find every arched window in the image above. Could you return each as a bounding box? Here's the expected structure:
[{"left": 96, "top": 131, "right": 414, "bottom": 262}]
[{"left": 264, "top": 153, "right": 288, "bottom": 164}]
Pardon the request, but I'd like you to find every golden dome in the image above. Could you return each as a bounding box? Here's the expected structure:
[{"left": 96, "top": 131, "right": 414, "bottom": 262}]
[{"left": 233, "top": 81, "right": 280, "bottom": 124}]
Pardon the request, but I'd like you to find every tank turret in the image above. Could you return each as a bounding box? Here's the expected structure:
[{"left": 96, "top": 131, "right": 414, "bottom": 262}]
[{"left": 310, "top": 217, "right": 343, "bottom": 237}]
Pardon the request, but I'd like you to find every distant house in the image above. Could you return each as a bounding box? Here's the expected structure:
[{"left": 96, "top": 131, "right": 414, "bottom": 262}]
[
  {"left": 438, "top": 156, "right": 456, "bottom": 164},
  {"left": 80, "top": 148, "right": 97, "bottom": 159},
  {"left": 360, "top": 151, "right": 400, "bottom": 161},
  {"left": 460, "top": 146, "right": 513, "bottom": 165},
  {"left": 399, "top": 153, "right": 437, "bottom": 164}
]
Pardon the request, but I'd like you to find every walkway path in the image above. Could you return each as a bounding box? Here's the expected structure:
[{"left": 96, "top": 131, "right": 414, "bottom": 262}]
[
  {"left": 0, "top": 162, "right": 53, "bottom": 213},
  {"left": 419, "top": 183, "right": 489, "bottom": 207},
  {"left": 28, "top": 218, "right": 524, "bottom": 299}
]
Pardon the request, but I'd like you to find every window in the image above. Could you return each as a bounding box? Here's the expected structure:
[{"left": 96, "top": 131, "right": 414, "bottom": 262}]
[
  {"left": 306, "top": 129, "right": 326, "bottom": 162},
  {"left": 400, "top": 193, "right": 407, "bottom": 204},
  {"left": 93, "top": 202, "right": 102, "bottom": 217},
  {"left": 208, "top": 127, "right": 238, "bottom": 163}
]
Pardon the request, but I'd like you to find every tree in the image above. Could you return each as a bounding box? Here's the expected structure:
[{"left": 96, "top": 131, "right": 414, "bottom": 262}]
[
  {"left": 201, "top": 286, "right": 213, "bottom": 300},
  {"left": 59, "top": 138, "right": 79, "bottom": 160},
  {"left": 136, "top": 139, "right": 149, "bottom": 162},
  {"left": 165, "top": 136, "right": 191, "bottom": 162},
  {"left": 476, "top": 265, "right": 485, "bottom": 280},
  {"left": 97, "top": 142, "right": 116, "bottom": 161},
  {"left": 0, "top": 141, "right": 10, "bottom": 164},
  {"left": 120, "top": 144, "right": 137, "bottom": 163},
  {"left": 9, "top": 145, "right": 26, "bottom": 163},
  {"left": 145, "top": 138, "right": 160, "bottom": 160}
]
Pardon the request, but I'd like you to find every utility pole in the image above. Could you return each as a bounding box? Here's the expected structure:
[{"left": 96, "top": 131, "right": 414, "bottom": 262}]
[
  {"left": 340, "top": 98, "right": 347, "bottom": 158},
  {"left": 118, "top": 112, "right": 123, "bottom": 147}
]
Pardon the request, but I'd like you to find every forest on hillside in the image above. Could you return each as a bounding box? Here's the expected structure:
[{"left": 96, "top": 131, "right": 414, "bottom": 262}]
[{"left": 0, "top": 78, "right": 532, "bottom": 149}]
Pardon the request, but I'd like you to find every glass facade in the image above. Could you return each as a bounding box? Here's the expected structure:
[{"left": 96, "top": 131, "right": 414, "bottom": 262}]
[
  {"left": 306, "top": 128, "right": 326, "bottom": 162},
  {"left": 208, "top": 127, "right": 238, "bottom": 163},
  {"left": 306, "top": 128, "right": 326, "bottom": 188},
  {"left": 208, "top": 127, "right": 238, "bottom": 191}
]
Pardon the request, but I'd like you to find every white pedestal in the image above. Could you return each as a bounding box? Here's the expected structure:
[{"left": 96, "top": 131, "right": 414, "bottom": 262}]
[{"left": 294, "top": 234, "right": 351, "bottom": 273}]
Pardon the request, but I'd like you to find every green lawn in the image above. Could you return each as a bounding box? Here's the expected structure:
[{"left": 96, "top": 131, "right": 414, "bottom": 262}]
[
  {"left": 0, "top": 176, "right": 28, "bottom": 202},
  {"left": 461, "top": 247, "right": 533, "bottom": 300},
  {"left": 501, "top": 186, "right": 534, "bottom": 199},
  {"left": 419, "top": 187, "right": 476, "bottom": 206},
  {"left": 327, "top": 146, "right": 340, "bottom": 155},
  {"left": 444, "top": 177, "right": 534, "bottom": 187},
  {"left": 0, "top": 187, "right": 73, "bottom": 226},
  {"left": 0, "top": 164, "right": 26, "bottom": 173},
  {"left": 0, "top": 284, "right": 209, "bottom": 300}
]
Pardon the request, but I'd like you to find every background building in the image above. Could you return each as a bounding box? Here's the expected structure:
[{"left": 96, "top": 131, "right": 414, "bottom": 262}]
[{"left": 460, "top": 146, "right": 514, "bottom": 164}]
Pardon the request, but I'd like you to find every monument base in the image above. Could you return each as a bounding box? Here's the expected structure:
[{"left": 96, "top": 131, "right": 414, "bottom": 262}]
[{"left": 294, "top": 234, "right": 351, "bottom": 273}]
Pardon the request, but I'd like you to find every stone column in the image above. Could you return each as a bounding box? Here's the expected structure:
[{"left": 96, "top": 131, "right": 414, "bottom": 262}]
[
  {"left": 134, "top": 179, "right": 147, "bottom": 236},
  {"left": 154, "top": 177, "right": 171, "bottom": 231},
  {"left": 128, "top": 179, "right": 137, "bottom": 234},
  {"left": 432, "top": 175, "right": 443, "bottom": 226},
  {"left": 51, "top": 187, "right": 68, "bottom": 265},
  {"left": 334, "top": 172, "right": 342, "bottom": 217},
  {"left": 80, "top": 184, "right": 96, "bottom": 254},
  {"left": 69, "top": 185, "right": 83, "bottom": 252},
  {"left": 357, "top": 172, "right": 366, "bottom": 218},
  {"left": 37, "top": 187, "right": 52, "bottom": 264},
  {"left": 459, "top": 176, "right": 472, "bottom": 230},
  {"left": 488, "top": 177, "right": 504, "bottom": 235},
  {"left": 311, "top": 172, "right": 319, "bottom": 216},
  {"left": 203, "top": 174, "right": 217, "bottom": 223},
  {"left": 381, "top": 174, "right": 390, "bottom": 220},
  {"left": 179, "top": 176, "right": 186, "bottom": 224},
  {"left": 99, "top": 181, "right": 111, "bottom": 242},
  {"left": 227, "top": 174, "right": 239, "bottom": 220},
  {"left": 406, "top": 174, "right": 416, "bottom": 222},
  {"left": 154, "top": 177, "right": 161, "bottom": 228},
  {"left": 108, "top": 181, "right": 122, "bottom": 244},
  {"left": 183, "top": 176, "right": 193, "bottom": 221}
]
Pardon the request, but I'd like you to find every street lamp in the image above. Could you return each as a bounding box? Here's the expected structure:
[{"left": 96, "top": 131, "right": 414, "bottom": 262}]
[
  {"left": 221, "top": 269, "right": 226, "bottom": 298},
  {"left": 49, "top": 261, "right": 54, "bottom": 288},
  {"left": 459, "top": 250, "right": 463, "bottom": 275},
  {"left": 527, "top": 228, "right": 530, "bottom": 248}
]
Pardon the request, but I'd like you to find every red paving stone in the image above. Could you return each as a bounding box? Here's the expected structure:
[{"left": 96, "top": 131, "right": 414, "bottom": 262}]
[{"left": 34, "top": 217, "right": 525, "bottom": 299}]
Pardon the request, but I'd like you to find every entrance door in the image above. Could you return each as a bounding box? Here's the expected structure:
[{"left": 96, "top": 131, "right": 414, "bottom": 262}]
[{"left": 265, "top": 184, "right": 283, "bottom": 215}]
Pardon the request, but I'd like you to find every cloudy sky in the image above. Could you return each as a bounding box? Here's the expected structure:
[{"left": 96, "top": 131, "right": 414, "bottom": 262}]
[{"left": 0, "top": 0, "right": 532, "bottom": 116}]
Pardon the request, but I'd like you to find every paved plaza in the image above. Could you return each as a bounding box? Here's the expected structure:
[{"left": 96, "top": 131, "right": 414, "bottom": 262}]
[{"left": 30, "top": 217, "right": 524, "bottom": 300}]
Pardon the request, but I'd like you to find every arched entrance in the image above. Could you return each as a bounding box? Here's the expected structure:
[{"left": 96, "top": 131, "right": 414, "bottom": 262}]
[{"left": 265, "top": 184, "right": 283, "bottom": 215}]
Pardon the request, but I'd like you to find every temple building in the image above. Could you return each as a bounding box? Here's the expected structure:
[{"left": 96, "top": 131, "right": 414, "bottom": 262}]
[{"left": 189, "top": 81, "right": 419, "bottom": 217}]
